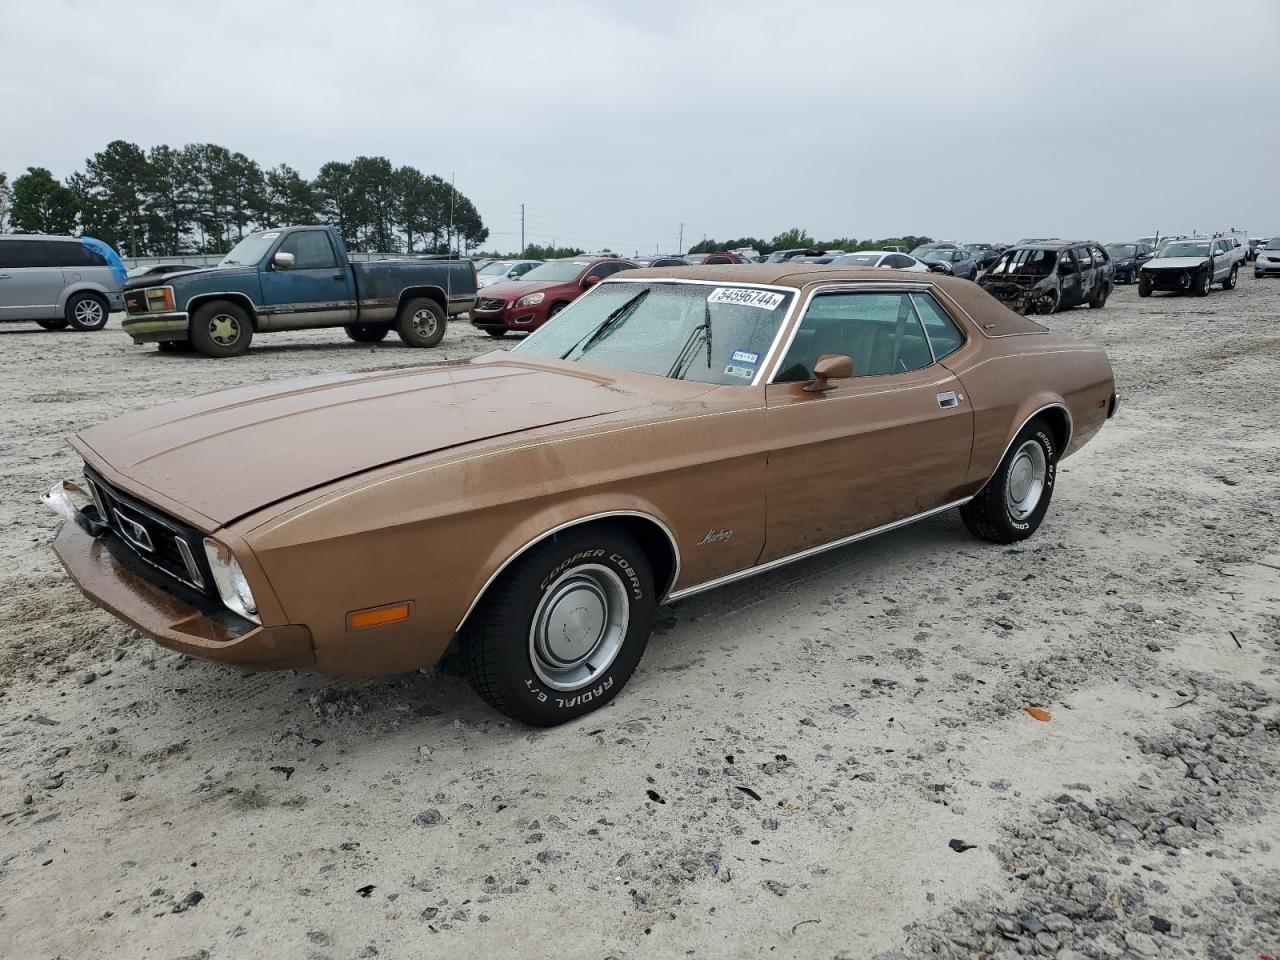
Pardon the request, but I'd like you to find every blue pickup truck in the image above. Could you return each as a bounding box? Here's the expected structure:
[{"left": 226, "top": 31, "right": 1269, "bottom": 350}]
[{"left": 120, "top": 225, "right": 478, "bottom": 357}]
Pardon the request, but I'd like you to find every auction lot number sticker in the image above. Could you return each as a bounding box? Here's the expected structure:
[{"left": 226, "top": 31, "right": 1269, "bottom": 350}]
[{"left": 707, "top": 287, "right": 786, "bottom": 310}]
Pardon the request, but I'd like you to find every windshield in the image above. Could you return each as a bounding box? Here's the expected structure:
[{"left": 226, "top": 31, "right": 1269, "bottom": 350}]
[
  {"left": 1265, "top": 238, "right": 1280, "bottom": 250},
  {"left": 1160, "top": 242, "right": 1210, "bottom": 258},
  {"left": 519, "top": 260, "right": 592, "bottom": 283},
  {"left": 988, "top": 248, "right": 1057, "bottom": 276},
  {"left": 1105, "top": 244, "right": 1136, "bottom": 258},
  {"left": 513, "top": 281, "right": 794, "bottom": 386},
  {"left": 219, "top": 231, "right": 281, "bottom": 267},
  {"left": 477, "top": 260, "right": 512, "bottom": 275},
  {"left": 920, "top": 250, "right": 955, "bottom": 262},
  {"left": 836, "top": 254, "right": 880, "bottom": 266}
]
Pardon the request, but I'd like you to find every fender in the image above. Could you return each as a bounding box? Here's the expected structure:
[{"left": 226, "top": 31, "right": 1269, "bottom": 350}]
[
  {"left": 57, "top": 282, "right": 114, "bottom": 313},
  {"left": 977, "top": 399, "right": 1072, "bottom": 492},
  {"left": 454, "top": 498, "right": 681, "bottom": 633}
]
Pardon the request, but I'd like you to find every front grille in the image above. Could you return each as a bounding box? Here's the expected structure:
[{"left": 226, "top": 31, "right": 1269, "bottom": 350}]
[
  {"left": 84, "top": 466, "right": 212, "bottom": 594},
  {"left": 123, "top": 290, "right": 148, "bottom": 314},
  {"left": 478, "top": 297, "right": 506, "bottom": 312}
]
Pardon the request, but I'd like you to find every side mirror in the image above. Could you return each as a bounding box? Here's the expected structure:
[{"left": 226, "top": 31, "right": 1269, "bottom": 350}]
[
  {"left": 582, "top": 274, "right": 601, "bottom": 287},
  {"left": 804, "top": 354, "right": 853, "bottom": 393},
  {"left": 272, "top": 251, "right": 296, "bottom": 270}
]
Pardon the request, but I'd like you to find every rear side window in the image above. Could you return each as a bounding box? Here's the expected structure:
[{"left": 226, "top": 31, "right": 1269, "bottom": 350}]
[
  {"left": 911, "top": 293, "right": 965, "bottom": 360},
  {"left": 49, "top": 241, "right": 107, "bottom": 268},
  {"left": 1090, "top": 245, "right": 1108, "bottom": 263},
  {"left": 278, "top": 230, "right": 338, "bottom": 269},
  {"left": 0, "top": 239, "right": 52, "bottom": 269}
]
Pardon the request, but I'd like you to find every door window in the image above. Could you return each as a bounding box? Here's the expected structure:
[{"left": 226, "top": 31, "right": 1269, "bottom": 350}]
[
  {"left": 1058, "top": 251, "right": 1078, "bottom": 274},
  {"left": 1073, "top": 246, "right": 1093, "bottom": 269},
  {"left": 278, "top": 230, "right": 338, "bottom": 269},
  {"left": 0, "top": 240, "right": 52, "bottom": 269},
  {"left": 49, "top": 241, "right": 107, "bottom": 268},
  {"left": 775, "top": 292, "right": 934, "bottom": 382},
  {"left": 911, "top": 293, "right": 965, "bottom": 360},
  {"left": 885, "top": 254, "right": 912, "bottom": 268}
]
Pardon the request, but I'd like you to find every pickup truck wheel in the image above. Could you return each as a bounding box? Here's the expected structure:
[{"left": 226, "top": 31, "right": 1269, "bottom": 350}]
[
  {"left": 36, "top": 318, "right": 69, "bottom": 331},
  {"left": 396, "top": 298, "right": 446, "bottom": 348},
  {"left": 1194, "top": 270, "right": 1212, "bottom": 297},
  {"left": 65, "top": 292, "right": 109, "bottom": 331},
  {"left": 960, "top": 417, "right": 1057, "bottom": 545},
  {"left": 190, "top": 301, "right": 253, "bottom": 357},
  {"left": 1222, "top": 265, "right": 1237, "bottom": 290},
  {"left": 460, "top": 526, "right": 655, "bottom": 726},
  {"left": 345, "top": 323, "right": 390, "bottom": 343}
]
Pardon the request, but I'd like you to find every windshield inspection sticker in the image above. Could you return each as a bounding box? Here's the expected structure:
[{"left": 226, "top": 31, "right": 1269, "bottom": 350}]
[
  {"left": 724, "top": 348, "right": 759, "bottom": 380},
  {"left": 707, "top": 287, "right": 785, "bottom": 310}
]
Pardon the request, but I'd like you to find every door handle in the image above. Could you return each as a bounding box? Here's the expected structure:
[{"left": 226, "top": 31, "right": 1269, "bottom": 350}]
[
  {"left": 332, "top": 274, "right": 345, "bottom": 281},
  {"left": 0, "top": 274, "right": 11, "bottom": 279},
  {"left": 936, "top": 391, "right": 962, "bottom": 409}
]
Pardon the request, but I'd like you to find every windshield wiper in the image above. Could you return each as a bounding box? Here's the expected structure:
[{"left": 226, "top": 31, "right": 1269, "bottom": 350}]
[
  {"left": 561, "top": 288, "right": 650, "bottom": 359},
  {"left": 666, "top": 300, "right": 713, "bottom": 380}
]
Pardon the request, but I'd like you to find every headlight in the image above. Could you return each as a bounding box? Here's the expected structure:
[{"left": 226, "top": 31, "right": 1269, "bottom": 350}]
[
  {"left": 145, "top": 286, "right": 175, "bottom": 311},
  {"left": 203, "top": 538, "right": 260, "bottom": 623},
  {"left": 515, "top": 292, "right": 545, "bottom": 308}
]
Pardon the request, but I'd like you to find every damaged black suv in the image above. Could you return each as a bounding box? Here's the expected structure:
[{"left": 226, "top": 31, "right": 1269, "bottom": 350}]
[{"left": 978, "top": 241, "right": 1114, "bottom": 315}]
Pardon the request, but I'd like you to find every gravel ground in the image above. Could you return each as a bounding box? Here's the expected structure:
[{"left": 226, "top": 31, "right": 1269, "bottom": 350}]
[{"left": 0, "top": 278, "right": 1276, "bottom": 960}]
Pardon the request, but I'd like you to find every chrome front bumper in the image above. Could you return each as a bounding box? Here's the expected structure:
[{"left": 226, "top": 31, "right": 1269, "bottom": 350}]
[{"left": 121, "top": 311, "right": 190, "bottom": 343}]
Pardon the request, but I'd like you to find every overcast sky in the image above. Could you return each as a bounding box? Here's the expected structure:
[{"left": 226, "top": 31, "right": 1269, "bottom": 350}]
[{"left": 2, "top": 0, "right": 1277, "bottom": 253}]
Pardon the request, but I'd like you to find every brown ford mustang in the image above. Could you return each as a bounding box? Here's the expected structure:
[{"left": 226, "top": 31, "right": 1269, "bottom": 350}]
[{"left": 44, "top": 266, "right": 1117, "bottom": 725}]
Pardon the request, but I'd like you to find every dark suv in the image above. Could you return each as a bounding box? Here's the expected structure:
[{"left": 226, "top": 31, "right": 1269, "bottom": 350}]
[{"left": 978, "top": 241, "right": 1114, "bottom": 314}]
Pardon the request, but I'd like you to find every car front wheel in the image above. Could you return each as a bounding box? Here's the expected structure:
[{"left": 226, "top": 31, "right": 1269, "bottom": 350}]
[
  {"left": 461, "top": 526, "right": 655, "bottom": 726},
  {"left": 1194, "top": 270, "right": 1212, "bottom": 297},
  {"left": 960, "top": 417, "right": 1058, "bottom": 544}
]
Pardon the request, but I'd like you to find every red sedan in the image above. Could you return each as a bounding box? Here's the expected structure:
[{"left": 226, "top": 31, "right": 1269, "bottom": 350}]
[{"left": 470, "top": 257, "right": 637, "bottom": 337}]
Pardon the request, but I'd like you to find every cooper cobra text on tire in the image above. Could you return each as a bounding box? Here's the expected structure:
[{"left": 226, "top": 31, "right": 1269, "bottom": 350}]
[
  {"left": 460, "top": 526, "right": 655, "bottom": 726},
  {"left": 960, "top": 417, "right": 1058, "bottom": 544}
]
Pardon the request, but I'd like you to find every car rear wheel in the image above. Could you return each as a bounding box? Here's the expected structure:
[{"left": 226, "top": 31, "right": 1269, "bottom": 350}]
[
  {"left": 189, "top": 301, "right": 253, "bottom": 357},
  {"left": 395, "top": 297, "right": 446, "bottom": 348},
  {"left": 345, "top": 323, "right": 390, "bottom": 343},
  {"left": 960, "top": 417, "right": 1058, "bottom": 544},
  {"left": 1089, "top": 282, "right": 1109, "bottom": 309},
  {"left": 460, "top": 526, "right": 655, "bottom": 726},
  {"left": 36, "top": 318, "right": 69, "bottom": 331},
  {"left": 1222, "top": 265, "right": 1237, "bottom": 290},
  {"left": 65, "top": 293, "right": 109, "bottom": 331}
]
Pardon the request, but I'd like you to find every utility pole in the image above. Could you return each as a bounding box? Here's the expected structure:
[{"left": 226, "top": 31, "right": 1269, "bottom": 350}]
[
  {"left": 520, "top": 203, "right": 525, "bottom": 256},
  {"left": 677, "top": 222, "right": 684, "bottom": 254}
]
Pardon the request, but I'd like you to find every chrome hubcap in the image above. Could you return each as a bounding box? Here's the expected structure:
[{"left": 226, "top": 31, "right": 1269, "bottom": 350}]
[
  {"left": 411, "top": 309, "right": 437, "bottom": 338},
  {"left": 529, "top": 564, "right": 628, "bottom": 691},
  {"left": 1006, "top": 440, "right": 1047, "bottom": 521},
  {"left": 209, "top": 314, "right": 240, "bottom": 345}
]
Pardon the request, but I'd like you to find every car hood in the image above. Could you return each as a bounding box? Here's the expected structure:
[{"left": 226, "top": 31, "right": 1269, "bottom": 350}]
[
  {"left": 479, "top": 278, "right": 574, "bottom": 299},
  {"left": 122, "top": 264, "right": 255, "bottom": 291},
  {"left": 74, "top": 360, "right": 678, "bottom": 527},
  {"left": 1144, "top": 257, "right": 1210, "bottom": 269}
]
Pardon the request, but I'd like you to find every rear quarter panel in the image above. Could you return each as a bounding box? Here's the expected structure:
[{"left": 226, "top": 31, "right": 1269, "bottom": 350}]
[{"left": 351, "top": 261, "right": 477, "bottom": 320}]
